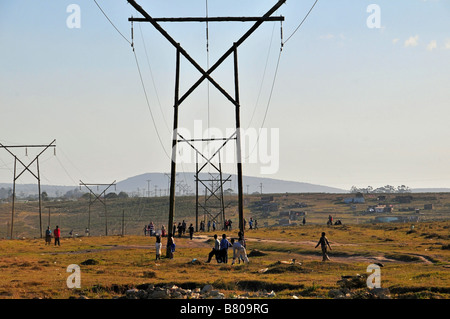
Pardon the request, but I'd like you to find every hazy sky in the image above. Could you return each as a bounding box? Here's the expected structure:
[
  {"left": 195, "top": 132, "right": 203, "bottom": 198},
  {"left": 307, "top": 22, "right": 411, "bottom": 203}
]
[{"left": 1, "top": 0, "right": 450, "bottom": 191}]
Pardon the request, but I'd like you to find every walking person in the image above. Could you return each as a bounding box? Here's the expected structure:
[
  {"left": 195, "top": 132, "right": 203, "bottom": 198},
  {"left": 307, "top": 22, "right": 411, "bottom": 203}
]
[
  {"left": 219, "top": 234, "right": 232, "bottom": 264},
  {"left": 315, "top": 232, "right": 332, "bottom": 261},
  {"left": 53, "top": 225, "right": 61, "bottom": 246},
  {"left": 167, "top": 233, "right": 175, "bottom": 259},
  {"left": 188, "top": 223, "right": 194, "bottom": 240},
  {"left": 206, "top": 234, "right": 221, "bottom": 263},
  {"left": 182, "top": 220, "right": 186, "bottom": 235},
  {"left": 155, "top": 235, "right": 162, "bottom": 260},
  {"left": 177, "top": 222, "right": 183, "bottom": 238},
  {"left": 144, "top": 225, "right": 148, "bottom": 236}
]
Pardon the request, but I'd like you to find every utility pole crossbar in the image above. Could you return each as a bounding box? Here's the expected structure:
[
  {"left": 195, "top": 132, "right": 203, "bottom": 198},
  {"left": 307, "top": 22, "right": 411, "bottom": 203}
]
[{"left": 129, "top": 16, "right": 284, "bottom": 23}]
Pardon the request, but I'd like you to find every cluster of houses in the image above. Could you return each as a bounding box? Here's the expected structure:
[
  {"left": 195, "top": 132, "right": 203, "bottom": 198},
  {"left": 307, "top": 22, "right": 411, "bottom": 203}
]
[
  {"left": 366, "top": 204, "right": 394, "bottom": 213},
  {"left": 342, "top": 193, "right": 434, "bottom": 223},
  {"left": 278, "top": 210, "right": 306, "bottom": 226},
  {"left": 249, "top": 196, "right": 279, "bottom": 214}
]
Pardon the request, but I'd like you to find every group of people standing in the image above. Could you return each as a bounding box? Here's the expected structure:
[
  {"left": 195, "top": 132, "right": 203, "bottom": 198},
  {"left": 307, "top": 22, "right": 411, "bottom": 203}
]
[
  {"left": 184, "top": 219, "right": 234, "bottom": 233},
  {"left": 175, "top": 220, "right": 195, "bottom": 239},
  {"left": 206, "top": 232, "right": 249, "bottom": 265},
  {"left": 247, "top": 217, "right": 257, "bottom": 230},
  {"left": 327, "top": 215, "right": 343, "bottom": 226},
  {"left": 45, "top": 225, "right": 61, "bottom": 246},
  {"left": 154, "top": 232, "right": 176, "bottom": 260},
  {"left": 144, "top": 222, "right": 167, "bottom": 237}
]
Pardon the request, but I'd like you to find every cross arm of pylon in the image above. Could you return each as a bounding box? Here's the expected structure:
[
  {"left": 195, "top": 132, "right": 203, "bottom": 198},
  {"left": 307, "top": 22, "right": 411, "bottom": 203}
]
[{"left": 127, "top": 0, "right": 286, "bottom": 108}]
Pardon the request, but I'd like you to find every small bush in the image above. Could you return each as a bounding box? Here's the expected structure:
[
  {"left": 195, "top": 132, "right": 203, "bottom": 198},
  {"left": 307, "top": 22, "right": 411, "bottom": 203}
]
[
  {"left": 80, "top": 258, "right": 100, "bottom": 265},
  {"left": 142, "top": 271, "right": 157, "bottom": 278},
  {"left": 247, "top": 249, "right": 267, "bottom": 257}
]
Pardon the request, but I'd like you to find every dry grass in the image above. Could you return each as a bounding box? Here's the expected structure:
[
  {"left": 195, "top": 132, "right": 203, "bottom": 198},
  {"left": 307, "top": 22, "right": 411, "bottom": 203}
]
[{"left": 0, "top": 220, "right": 448, "bottom": 299}]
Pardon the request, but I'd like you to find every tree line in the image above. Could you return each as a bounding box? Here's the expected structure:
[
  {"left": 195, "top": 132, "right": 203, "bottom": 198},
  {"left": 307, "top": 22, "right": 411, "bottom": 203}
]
[{"left": 350, "top": 185, "right": 411, "bottom": 194}]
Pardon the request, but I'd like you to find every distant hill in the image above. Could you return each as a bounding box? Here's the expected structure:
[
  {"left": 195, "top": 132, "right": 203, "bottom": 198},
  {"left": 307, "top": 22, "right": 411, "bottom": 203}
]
[
  {"left": 115, "top": 172, "right": 347, "bottom": 195},
  {"left": 411, "top": 188, "right": 450, "bottom": 193},
  {"left": 0, "top": 173, "right": 347, "bottom": 197},
  {"left": 3, "top": 174, "right": 449, "bottom": 198}
]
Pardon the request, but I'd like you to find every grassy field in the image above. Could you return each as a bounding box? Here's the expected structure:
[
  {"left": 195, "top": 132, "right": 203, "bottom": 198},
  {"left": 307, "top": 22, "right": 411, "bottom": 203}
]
[
  {"left": 0, "top": 192, "right": 449, "bottom": 299},
  {"left": 1, "top": 191, "right": 449, "bottom": 239}
]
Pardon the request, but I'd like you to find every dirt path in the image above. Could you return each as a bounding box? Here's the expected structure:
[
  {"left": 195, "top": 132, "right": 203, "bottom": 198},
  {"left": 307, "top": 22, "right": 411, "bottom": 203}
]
[
  {"left": 194, "top": 235, "right": 430, "bottom": 264},
  {"left": 44, "top": 235, "right": 433, "bottom": 265}
]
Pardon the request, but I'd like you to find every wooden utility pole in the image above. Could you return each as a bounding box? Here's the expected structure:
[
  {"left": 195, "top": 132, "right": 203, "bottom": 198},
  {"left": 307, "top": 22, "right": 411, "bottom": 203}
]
[
  {"left": 127, "top": 0, "right": 286, "bottom": 247},
  {"left": 0, "top": 140, "right": 56, "bottom": 239}
]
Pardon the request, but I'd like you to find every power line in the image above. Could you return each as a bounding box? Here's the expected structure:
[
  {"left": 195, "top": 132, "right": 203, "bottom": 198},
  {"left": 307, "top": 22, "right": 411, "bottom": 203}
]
[
  {"left": 55, "top": 156, "right": 78, "bottom": 186},
  {"left": 57, "top": 146, "right": 89, "bottom": 181},
  {"left": 93, "top": 0, "right": 132, "bottom": 46},
  {"left": 244, "top": 47, "right": 283, "bottom": 160},
  {"left": 283, "top": 0, "right": 319, "bottom": 45},
  {"left": 92, "top": 1, "right": 171, "bottom": 159},
  {"left": 137, "top": 23, "right": 171, "bottom": 134},
  {"left": 245, "top": 0, "right": 319, "bottom": 159},
  {"left": 132, "top": 49, "right": 171, "bottom": 160},
  {"left": 246, "top": 21, "right": 276, "bottom": 130}
]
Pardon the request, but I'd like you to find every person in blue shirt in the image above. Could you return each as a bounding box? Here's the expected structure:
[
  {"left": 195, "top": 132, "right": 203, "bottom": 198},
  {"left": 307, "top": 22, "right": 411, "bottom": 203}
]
[
  {"left": 45, "top": 226, "right": 52, "bottom": 245},
  {"left": 219, "top": 234, "right": 232, "bottom": 263}
]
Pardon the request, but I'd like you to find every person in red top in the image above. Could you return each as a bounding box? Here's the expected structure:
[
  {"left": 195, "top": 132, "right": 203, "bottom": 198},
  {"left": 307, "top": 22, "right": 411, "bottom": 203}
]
[{"left": 54, "top": 225, "right": 61, "bottom": 246}]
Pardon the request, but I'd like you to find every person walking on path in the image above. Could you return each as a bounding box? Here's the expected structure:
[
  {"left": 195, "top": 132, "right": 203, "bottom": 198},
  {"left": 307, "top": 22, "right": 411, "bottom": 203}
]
[
  {"left": 177, "top": 222, "right": 183, "bottom": 238},
  {"left": 53, "top": 225, "right": 61, "bottom": 246},
  {"left": 219, "top": 234, "right": 232, "bottom": 264},
  {"left": 188, "top": 223, "right": 194, "bottom": 240},
  {"left": 315, "top": 232, "right": 332, "bottom": 261},
  {"left": 206, "top": 234, "right": 221, "bottom": 263},
  {"left": 155, "top": 235, "right": 162, "bottom": 260},
  {"left": 167, "top": 233, "right": 175, "bottom": 259},
  {"left": 45, "top": 226, "right": 52, "bottom": 245}
]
